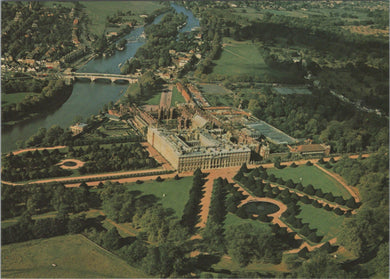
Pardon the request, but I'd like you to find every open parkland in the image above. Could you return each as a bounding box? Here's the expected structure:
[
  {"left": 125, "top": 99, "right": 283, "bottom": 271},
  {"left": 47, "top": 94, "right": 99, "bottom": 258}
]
[{"left": 2, "top": 139, "right": 371, "bottom": 277}]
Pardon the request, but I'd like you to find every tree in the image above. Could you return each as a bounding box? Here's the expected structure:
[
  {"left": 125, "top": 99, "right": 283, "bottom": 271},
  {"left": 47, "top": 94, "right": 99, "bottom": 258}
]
[
  {"left": 324, "top": 192, "right": 335, "bottom": 202},
  {"left": 120, "top": 239, "right": 148, "bottom": 266},
  {"left": 303, "top": 184, "right": 315, "bottom": 195},
  {"left": 339, "top": 207, "right": 388, "bottom": 257},
  {"left": 239, "top": 163, "right": 249, "bottom": 173},
  {"left": 67, "top": 214, "right": 86, "bottom": 234},
  {"left": 295, "top": 251, "right": 346, "bottom": 278},
  {"left": 103, "top": 227, "right": 122, "bottom": 250},
  {"left": 334, "top": 196, "right": 346, "bottom": 205},
  {"left": 346, "top": 197, "right": 358, "bottom": 209},
  {"left": 373, "top": 242, "right": 389, "bottom": 278},
  {"left": 156, "top": 176, "right": 163, "bottom": 182}
]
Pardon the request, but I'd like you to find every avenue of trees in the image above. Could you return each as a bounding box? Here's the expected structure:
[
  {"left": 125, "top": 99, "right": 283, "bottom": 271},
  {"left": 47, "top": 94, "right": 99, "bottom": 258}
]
[{"left": 180, "top": 168, "right": 205, "bottom": 233}]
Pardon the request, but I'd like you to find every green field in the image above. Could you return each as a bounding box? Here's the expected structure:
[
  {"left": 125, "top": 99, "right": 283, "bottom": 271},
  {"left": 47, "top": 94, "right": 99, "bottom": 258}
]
[
  {"left": 1, "top": 234, "right": 146, "bottom": 278},
  {"left": 296, "top": 202, "right": 345, "bottom": 242},
  {"left": 171, "top": 86, "right": 186, "bottom": 105},
  {"left": 2, "top": 92, "right": 40, "bottom": 107},
  {"left": 81, "top": 1, "right": 165, "bottom": 35},
  {"left": 211, "top": 39, "right": 292, "bottom": 82},
  {"left": 213, "top": 40, "right": 267, "bottom": 76},
  {"left": 223, "top": 212, "right": 271, "bottom": 232},
  {"left": 199, "top": 83, "right": 234, "bottom": 107},
  {"left": 267, "top": 165, "right": 351, "bottom": 198},
  {"left": 125, "top": 176, "right": 193, "bottom": 218},
  {"left": 145, "top": 92, "right": 161, "bottom": 105}
]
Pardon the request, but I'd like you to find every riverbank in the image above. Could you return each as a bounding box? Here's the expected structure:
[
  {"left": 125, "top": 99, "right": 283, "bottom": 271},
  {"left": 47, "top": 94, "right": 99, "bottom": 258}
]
[{"left": 2, "top": 83, "right": 74, "bottom": 130}]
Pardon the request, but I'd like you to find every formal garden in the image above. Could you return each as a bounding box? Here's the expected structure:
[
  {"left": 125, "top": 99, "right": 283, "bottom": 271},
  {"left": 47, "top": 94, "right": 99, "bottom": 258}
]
[{"left": 2, "top": 149, "right": 388, "bottom": 277}]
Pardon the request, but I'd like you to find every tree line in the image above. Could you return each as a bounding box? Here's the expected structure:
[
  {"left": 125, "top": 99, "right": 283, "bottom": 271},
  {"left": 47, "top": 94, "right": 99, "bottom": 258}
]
[
  {"left": 2, "top": 79, "right": 73, "bottom": 124},
  {"left": 74, "top": 143, "right": 158, "bottom": 175}
]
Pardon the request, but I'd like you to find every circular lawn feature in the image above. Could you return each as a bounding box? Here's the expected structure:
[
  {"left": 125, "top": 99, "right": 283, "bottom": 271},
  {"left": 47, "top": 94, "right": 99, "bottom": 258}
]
[
  {"left": 58, "top": 159, "right": 85, "bottom": 170},
  {"left": 63, "top": 161, "right": 77, "bottom": 167},
  {"left": 241, "top": 201, "right": 280, "bottom": 216}
]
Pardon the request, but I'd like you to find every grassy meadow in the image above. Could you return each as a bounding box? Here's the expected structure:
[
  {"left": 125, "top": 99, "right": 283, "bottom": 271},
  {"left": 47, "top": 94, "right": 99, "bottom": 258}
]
[
  {"left": 81, "top": 1, "right": 165, "bottom": 36},
  {"left": 223, "top": 212, "right": 271, "bottom": 232},
  {"left": 171, "top": 86, "right": 186, "bottom": 105},
  {"left": 296, "top": 202, "right": 345, "bottom": 242},
  {"left": 2, "top": 92, "right": 40, "bottom": 107},
  {"left": 145, "top": 92, "right": 161, "bottom": 105},
  {"left": 1, "top": 234, "right": 146, "bottom": 278},
  {"left": 125, "top": 176, "right": 193, "bottom": 218},
  {"left": 199, "top": 83, "right": 235, "bottom": 107},
  {"left": 212, "top": 40, "right": 268, "bottom": 76},
  {"left": 267, "top": 165, "right": 351, "bottom": 198},
  {"left": 211, "top": 39, "right": 294, "bottom": 83}
]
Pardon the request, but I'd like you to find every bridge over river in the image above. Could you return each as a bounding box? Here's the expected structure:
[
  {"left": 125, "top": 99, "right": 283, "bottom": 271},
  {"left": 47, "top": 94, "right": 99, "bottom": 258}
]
[{"left": 62, "top": 72, "right": 139, "bottom": 83}]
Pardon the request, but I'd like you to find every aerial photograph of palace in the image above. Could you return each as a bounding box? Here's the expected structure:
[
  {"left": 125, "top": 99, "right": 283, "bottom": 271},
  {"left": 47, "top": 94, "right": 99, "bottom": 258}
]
[{"left": 1, "top": 1, "right": 389, "bottom": 278}]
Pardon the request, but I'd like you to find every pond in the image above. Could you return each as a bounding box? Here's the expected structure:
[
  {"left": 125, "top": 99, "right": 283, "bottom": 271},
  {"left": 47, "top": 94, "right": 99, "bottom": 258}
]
[{"left": 241, "top": 201, "right": 280, "bottom": 216}]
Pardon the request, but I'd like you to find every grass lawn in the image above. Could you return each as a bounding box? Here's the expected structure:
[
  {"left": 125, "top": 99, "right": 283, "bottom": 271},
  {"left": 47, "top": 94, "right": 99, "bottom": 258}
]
[
  {"left": 199, "top": 83, "right": 234, "bottom": 107},
  {"left": 213, "top": 40, "right": 267, "bottom": 76},
  {"left": 145, "top": 92, "right": 161, "bottom": 105},
  {"left": 81, "top": 1, "right": 165, "bottom": 35},
  {"left": 125, "top": 176, "right": 193, "bottom": 218},
  {"left": 224, "top": 212, "right": 271, "bottom": 232},
  {"left": 267, "top": 165, "right": 351, "bottom": 198},
  {"left": 1, "top": 234, "right": 146, "bottom": 278},
  {"left": 171, "top": 86, "right": 185, "bottom": 105},
  {"left": 2, "top": 92, "right": 40, "bottom": 107},
  {"left": 296, "top": 202, "right": 345, "bottom": 243},
  {"left": 211, "top": 39, "right": 293, "bottom": 83}
]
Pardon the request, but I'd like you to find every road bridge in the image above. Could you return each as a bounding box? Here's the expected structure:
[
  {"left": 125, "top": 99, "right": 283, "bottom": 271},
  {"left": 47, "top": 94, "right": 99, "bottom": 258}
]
[{"left": 63, "top": 72, "right": 139, "bottom": 83}]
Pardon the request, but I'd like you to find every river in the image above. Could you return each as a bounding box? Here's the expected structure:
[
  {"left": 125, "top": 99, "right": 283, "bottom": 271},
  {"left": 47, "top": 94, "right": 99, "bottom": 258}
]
[{"left": 2, "top": 4, "right": 199, "bottom": 153}]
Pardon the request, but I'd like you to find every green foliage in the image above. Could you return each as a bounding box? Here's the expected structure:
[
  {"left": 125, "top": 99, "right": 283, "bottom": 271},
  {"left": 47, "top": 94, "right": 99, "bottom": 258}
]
[
  {"left": 141, "top": 243, "right": 188, "bottom": 277},
  {"left": 295, "top": 251, "right": 346, "bottom": 278},
  {"left": 2, "top": 79, "right": 73, "bottom": 124},
  {"left": 372, "top": 242, "right": 389, "bottom": 278},
  {"left": 180, "top": 170, "right": 204, "bottom": 233},
  {"left": 119, "top": 239, "right": 148, "bottom": 266},
  {"left": 77, "top": 143, "right": 157, "bottom": 175},
  {"left": 339, "top": 207, "right": 388, "bottom": 258},
  {"left": 225, "top": 223, "right": 282, "bottom": 267},
  {"left": 67, "top": 214, "right": 86, "bottom": 234},
  {"left": 2, "top": 3, "right": 75, "bottom": 60},
  {"left": 102, "top": 227, "right": 122, "bottom": 250},
  {"left": 133, "top": 204, "right": 174, "bottom": 243}
]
